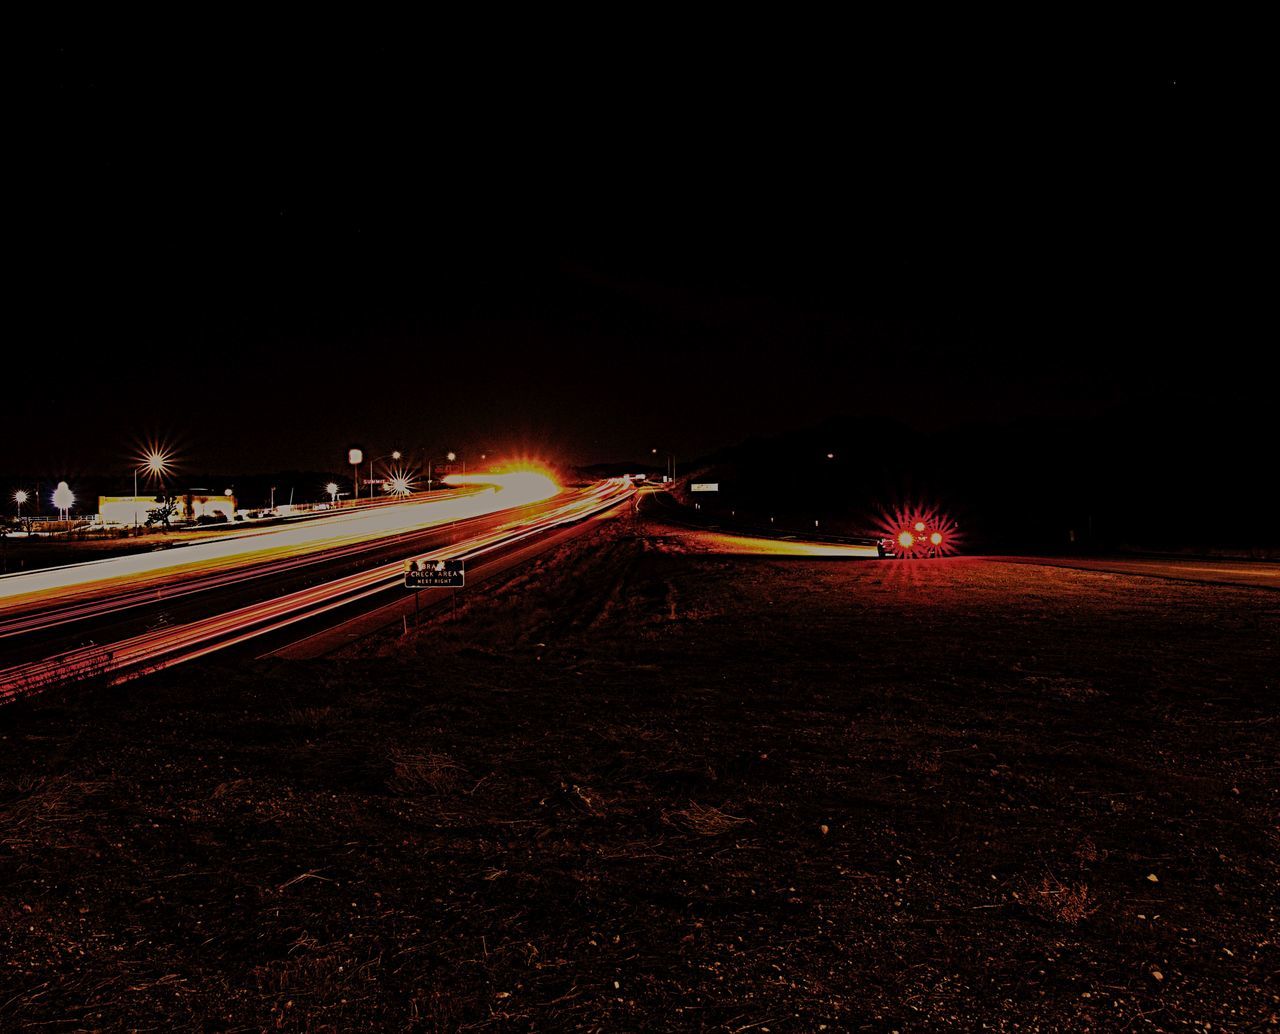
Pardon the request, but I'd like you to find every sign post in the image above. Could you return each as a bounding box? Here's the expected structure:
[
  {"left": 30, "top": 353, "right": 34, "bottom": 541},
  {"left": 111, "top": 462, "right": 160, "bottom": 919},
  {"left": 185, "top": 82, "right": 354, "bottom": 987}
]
[
  {"left": 348, "top": 448, "right": 363, "bottom": 506},
  {"left": 405, "top": 559, "right": 465, "bottom": 627},
  {"left": 404, "top": 558, "right": 465, "bottom": 589}
]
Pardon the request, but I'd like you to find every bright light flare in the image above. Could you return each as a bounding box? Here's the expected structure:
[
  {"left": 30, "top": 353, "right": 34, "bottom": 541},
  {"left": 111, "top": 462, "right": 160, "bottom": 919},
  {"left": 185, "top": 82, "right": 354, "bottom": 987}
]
[
  {"left": 52, "top": 482, "right": 75, "bottom": 512},
  {"left": 385, "top": 468, "right": 415, "bottom": 496},
  {"left": 876, "top": 503, "right": 961, "bottom": 558},
  {"left": 133, "top": 442, "right": 175, "bottom": 480},
  {"left": 13, "top": 490, "right": 27, "bottom": 505},
  {"left": 442, "top": 469, "right": 559, "bottom": 507}
]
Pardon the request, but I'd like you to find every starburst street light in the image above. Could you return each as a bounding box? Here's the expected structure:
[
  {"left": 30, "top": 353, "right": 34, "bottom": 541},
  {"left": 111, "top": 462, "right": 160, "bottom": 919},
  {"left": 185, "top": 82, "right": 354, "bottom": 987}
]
[
  {"left": 325, "top": 482, "right": 339, "bottom": 505},
  {"left": 14, "top": 489, "right": 28, "bottom": 519},
  {"left": 364, "top": 450, "right": 406, "bottom": 499},
  {"left": 136, "top": 448, "right": 171, "bottom": 488},
  {"left": 385, "top": 472, "right": 413, "bottom": 496},
  {"left": 132, "top": 447, "right": 173, "bottom": 529}
]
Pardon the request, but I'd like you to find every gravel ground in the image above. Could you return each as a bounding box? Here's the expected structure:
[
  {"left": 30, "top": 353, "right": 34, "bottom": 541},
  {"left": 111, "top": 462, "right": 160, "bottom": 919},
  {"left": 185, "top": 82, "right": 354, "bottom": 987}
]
[{"left": 1, "top": 513, "right": 1276, "bottom": 1030}]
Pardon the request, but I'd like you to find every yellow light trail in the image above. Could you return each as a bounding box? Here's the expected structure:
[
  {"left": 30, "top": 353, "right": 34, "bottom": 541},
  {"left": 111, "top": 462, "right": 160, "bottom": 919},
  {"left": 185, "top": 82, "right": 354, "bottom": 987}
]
[{"left": 682, "top": 529, "right": 880, "bottom": 558}]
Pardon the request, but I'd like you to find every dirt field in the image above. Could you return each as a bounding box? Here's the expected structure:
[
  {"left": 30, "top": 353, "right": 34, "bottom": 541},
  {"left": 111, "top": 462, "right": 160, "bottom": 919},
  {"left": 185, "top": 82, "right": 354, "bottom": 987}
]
[{"left": 1, "top": 513, "right": 1276, "bottom": 1030}]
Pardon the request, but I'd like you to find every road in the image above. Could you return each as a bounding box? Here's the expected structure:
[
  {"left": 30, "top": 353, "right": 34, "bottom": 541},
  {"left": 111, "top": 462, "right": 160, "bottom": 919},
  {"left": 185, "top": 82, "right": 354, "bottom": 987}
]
[
  {"left": 0, "top": 476, "right": 633, "bottom": 702},
  {"left": 988, "top": 555, "right": 1280, "bottom": 590},
  {"left": 639, "top": 492, "right": 1279, "bottom": 587}
]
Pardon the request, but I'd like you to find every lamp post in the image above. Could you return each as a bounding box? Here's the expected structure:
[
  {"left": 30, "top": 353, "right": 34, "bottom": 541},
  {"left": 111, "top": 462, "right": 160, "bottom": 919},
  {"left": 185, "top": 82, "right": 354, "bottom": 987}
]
[
  {"left": 366, "top": 450, "right": 402, "bottom": 499},
  {"left": 446, "top": 451, "right": 466, "bottom": 478},
  {"left": 14, "top": 489, "right": 27, "bottom": 521},
  {"left": 652, "top": 447, "right": 674, "bottom": 483},
  {"left": 133, "top": 449, "right": 171, "bottom": 530},
  {"left": 326, "top": 482, "right": 339, "bottom": 506}
]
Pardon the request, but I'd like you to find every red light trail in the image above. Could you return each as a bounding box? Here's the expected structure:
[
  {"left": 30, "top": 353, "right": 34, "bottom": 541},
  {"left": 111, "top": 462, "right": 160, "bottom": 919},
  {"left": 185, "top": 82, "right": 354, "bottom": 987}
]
[{"left": 0, "top": 478, "right": 632, "bottom": 703}]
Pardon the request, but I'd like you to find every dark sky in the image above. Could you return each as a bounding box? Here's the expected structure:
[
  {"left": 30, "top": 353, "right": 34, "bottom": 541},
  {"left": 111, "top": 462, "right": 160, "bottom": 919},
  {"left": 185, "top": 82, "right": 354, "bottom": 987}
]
[{"left": 9, "top": 42, "right": 1251, "bottom": 481}]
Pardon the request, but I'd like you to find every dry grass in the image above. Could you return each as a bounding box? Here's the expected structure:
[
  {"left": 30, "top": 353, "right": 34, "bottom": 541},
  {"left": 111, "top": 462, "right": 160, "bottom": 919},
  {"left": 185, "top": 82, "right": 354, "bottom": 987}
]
[
  {"left": 664, "top": 802, "right": 751, "bottom": 836},
  {"left": 0, "top": 774, "right": 99, "bottom": 851},
  {"left": 1074, "top": 835, "right": 1107, "bottom": 865},
  {"left": 283, "top": 705, "right": 337, "bottom": 727},
  {"left": 387, "top": 749, "right": 466, "bottom": 795},
  {"left": 1023, "top": 871, "right": 1100, "bottom": 925}
]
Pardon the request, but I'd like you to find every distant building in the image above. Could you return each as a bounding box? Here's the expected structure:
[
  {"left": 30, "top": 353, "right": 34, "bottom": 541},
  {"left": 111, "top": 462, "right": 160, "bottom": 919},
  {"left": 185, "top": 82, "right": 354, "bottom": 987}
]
[{"left": 98, "top": 493, "right": 237, "bottom": 525}]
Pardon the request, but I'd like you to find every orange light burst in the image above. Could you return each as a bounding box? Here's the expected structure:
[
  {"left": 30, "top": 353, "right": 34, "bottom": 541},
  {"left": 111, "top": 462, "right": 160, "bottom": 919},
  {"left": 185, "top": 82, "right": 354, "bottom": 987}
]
[
  {"left": 875, "top": 503, "right": 961, "bottom": 558},
  {"left": 442, "top": 465, "right": 559, "bottom": 506}
]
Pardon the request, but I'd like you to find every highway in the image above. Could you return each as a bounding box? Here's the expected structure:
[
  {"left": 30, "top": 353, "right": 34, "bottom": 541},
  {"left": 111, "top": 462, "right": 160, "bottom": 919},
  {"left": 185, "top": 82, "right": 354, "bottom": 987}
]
[{"left": 0, "top": 476, "right": 633, "bottom": 702}]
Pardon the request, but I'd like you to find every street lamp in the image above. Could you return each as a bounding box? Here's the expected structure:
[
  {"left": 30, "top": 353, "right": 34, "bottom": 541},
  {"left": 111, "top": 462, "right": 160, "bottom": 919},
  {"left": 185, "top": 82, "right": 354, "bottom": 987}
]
[
  {"left": 14, "top": 489, "right": 27, "bottom": 520},
  {"left": 325, "top": 482, "right": 339, "bottom": 505},
  {"left": 367, "top": 450, "right": 404, "bottom": 499},
  {"left": 133, "top": 449, "right": 171, "bottom": 529},
  {"left": 652, "top": 447, "right": 674, "bottom": 482}
]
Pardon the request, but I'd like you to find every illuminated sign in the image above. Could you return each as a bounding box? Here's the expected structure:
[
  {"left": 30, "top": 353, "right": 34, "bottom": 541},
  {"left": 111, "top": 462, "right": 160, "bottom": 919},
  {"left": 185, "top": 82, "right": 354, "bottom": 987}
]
[
  {"left": 405, "top": 558, "right": 465, "bottom": 588},
  {"left": 690, "top": 483, "right": 719, "bottom": 492},
  {"left": 348, "top": 448, "right": 364, "bottom": 465}
]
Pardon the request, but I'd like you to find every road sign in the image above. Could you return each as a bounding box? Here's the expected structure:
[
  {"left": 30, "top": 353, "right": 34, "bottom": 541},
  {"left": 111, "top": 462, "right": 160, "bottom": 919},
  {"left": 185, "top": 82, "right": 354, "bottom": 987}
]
[
  {"left": 690, "top": 482, "right": 719, "bottom": 492},
  {"left": 405, "top": 558, "right": 465, "bottom": 588}
]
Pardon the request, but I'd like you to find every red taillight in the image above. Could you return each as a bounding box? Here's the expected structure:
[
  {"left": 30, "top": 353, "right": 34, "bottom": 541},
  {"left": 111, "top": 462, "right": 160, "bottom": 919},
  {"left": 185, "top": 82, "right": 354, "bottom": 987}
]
[{"left": 898, "top": 531, "right": 915, "bottom": 549}]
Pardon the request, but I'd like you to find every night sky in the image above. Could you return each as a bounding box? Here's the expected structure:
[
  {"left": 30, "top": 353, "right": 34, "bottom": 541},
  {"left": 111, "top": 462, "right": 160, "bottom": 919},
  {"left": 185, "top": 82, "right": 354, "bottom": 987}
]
[{"left": 11, "top": 45, "right": 1251, "bottom": 490}]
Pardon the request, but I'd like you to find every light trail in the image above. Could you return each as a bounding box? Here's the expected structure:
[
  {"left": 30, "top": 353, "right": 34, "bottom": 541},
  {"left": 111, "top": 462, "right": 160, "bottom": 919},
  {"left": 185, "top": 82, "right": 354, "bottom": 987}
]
[
  {"left": 0, "top": 476, "right": 561, "bottom": 634},
  {"left": 0, "top": 479, "right": 633, "bottom": 703},
  {"left": 680, "top": 531, "right": 880, "bottom": 557}
]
